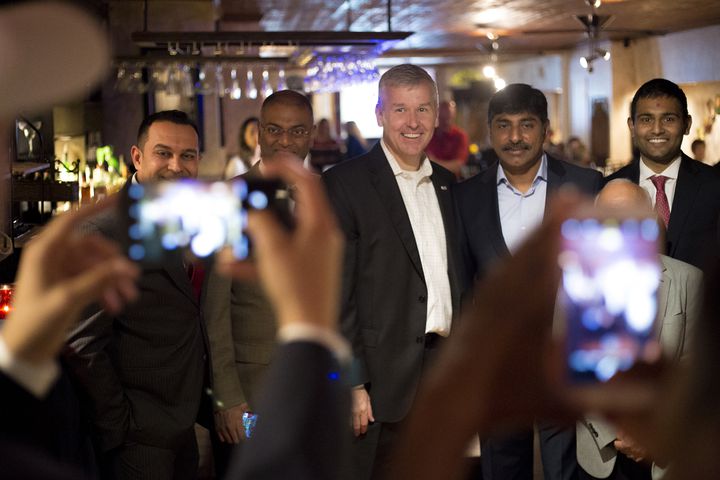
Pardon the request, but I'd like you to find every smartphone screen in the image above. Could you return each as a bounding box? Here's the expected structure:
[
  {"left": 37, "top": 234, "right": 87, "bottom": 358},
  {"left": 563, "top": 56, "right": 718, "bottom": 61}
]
[
  {"left": 242, "top": 411, "right": 258, "bottom": 439},
  {"left": 559, "top": 217, "right": 661, "bottom": 383},
  {"left": 125, "top": 178, "right": 289, "bottom": 263}
]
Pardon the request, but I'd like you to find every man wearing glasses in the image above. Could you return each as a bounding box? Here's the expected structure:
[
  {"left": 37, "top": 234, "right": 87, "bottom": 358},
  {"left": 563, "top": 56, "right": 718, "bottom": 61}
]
[{"left": 204, "top": 90, "right": 315, "bottom": 475}]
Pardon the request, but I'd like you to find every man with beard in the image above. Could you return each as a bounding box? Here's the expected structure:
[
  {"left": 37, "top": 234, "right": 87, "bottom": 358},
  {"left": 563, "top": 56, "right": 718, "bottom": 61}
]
[
  {"left": 454, "top": 83, "right": 601, "bottom": 480},
  {"left": 68, "top": 110, "right": 211, "bottom": 480}
]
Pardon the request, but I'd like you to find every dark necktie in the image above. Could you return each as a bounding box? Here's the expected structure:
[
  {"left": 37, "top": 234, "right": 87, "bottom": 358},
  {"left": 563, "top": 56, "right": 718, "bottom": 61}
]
[{"left": 650, "top": 175, "right": 670, "bottom": 228}]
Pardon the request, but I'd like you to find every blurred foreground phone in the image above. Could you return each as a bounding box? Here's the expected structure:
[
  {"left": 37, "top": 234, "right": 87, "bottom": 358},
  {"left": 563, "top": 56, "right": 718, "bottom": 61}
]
[
  {"left": 559, "top": 216, "right": 661, "bottom": 384},
  {"left": 124, "top": 178, "right": 290, "bottom": 264}
]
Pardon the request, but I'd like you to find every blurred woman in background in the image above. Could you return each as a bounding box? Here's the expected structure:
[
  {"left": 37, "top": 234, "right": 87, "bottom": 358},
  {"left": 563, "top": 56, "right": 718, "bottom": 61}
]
[
  {"left": 224, "top": 116, "right": 260, "bottom": 179},
  {"left": 344, "top": 121, "right": 369, "bottom": 159},
  {"left": 309, "top": 118, "right": 343, "bottom": 172}
]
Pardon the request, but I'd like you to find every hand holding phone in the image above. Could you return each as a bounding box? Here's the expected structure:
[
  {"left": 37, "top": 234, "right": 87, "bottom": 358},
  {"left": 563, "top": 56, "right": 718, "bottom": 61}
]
[
  {"left": 560, "top": 216, "right": 661, "bottom": 384},
  {"left": 124, "top": 177, "right": 290, "bottom": 264}
]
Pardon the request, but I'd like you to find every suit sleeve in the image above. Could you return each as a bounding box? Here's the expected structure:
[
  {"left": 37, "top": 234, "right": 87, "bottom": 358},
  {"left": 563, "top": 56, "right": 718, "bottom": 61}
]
[
  {"left": 65, "top": 219, "right": 131, "bottom": 453},
  {"left": 0, "top": 370, "right": 45, "bottom": 433},
  {"left": 227, "top": 342, "right": 350, "bottom": 480},
  {"left": 204, "top": 271, "right": 247, "bottom": 410},
  {"left": 680, "top": 267, "right": 703, "bottom": 362},
  {"left": 322, "top": 172, "right": 369, "bottom": 386}
]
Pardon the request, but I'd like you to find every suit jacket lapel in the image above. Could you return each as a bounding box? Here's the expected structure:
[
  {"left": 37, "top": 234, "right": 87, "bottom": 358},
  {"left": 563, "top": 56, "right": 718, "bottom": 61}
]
[
  {"left": 367, "top": 145, "right": 425, "bottom": 282},
  {"left": 163, "top": 256, "right": 199, "bottom": 306},
  {"left": 656, "top": 259, "right": 670, "bottom": 339},
  {"left": 245, "top": 161, "right": 263, "bottom": 179},
  {"left": 666, "top": 155, "right": 698, "bottom": 257},
  {"left": 431, "top": 169, "right": 460, "bottom": 308},
  {"left": 484, "top": 163, "right": 511, "bottom": 258},
  {"left": 627, "top": 160, "right": 641, "bottom": 183},
  {"left": 545, "top": 155, "right": 564, "bottom": 209}
]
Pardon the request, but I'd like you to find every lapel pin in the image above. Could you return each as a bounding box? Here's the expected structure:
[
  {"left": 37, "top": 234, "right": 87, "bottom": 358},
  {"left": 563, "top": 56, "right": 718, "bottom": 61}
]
[{"left": 440, "top": 185, "right": 448, "bottom": 191}]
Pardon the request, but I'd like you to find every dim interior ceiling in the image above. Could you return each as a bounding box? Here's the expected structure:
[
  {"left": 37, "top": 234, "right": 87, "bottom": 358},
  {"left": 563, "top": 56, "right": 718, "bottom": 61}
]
[{"left": 136, "top": 0, "right": 720, "bottom": 61}]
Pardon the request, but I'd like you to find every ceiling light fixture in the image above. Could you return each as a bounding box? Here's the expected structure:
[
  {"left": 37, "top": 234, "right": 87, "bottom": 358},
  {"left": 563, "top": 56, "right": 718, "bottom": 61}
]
[{"left": 580, "top": 47, "right": 611, "bottom": 72}]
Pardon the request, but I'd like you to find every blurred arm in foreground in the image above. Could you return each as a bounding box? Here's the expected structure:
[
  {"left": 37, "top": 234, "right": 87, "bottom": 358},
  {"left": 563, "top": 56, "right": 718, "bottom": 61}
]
[
  {"left": 0, "top": 197, "right": 138, "bottom": 396},
  {"left": 390, "top": 189, "right": 696, "bottom": 480}
]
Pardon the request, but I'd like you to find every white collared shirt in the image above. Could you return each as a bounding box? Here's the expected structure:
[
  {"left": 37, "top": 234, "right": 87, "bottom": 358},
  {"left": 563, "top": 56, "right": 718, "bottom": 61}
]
[
  {"left": 639, "top": 156, "right": 681, "bottom": 211},
  {"left": 497, "top": 154, "right": 548, "bottom": 254},
  {"left": 381, "top": 140, "right": 453, "bottom": 336}
]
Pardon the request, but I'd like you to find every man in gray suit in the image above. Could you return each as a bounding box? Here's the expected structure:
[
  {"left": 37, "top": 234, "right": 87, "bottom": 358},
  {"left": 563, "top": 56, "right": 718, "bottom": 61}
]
[
  {"left": 577, "top": 179, "right": 702, "bottom": 480},
  {"left": 68, "top": 111, "right": 209, "bottom": 480},
  {"left": 205, "top": 90, "right": 315, "bottom": 460}
]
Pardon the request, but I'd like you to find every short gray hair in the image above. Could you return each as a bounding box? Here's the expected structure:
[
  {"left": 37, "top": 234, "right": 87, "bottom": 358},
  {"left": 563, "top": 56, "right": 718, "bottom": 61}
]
[{"left": 377, "top": 64, "right": 438, "bottom": 109}]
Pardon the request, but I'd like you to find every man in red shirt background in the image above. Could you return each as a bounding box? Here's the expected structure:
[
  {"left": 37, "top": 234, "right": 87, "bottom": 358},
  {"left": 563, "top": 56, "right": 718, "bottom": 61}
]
[{"left": 426, "top": 100, "right": 470, "bottom": 177}]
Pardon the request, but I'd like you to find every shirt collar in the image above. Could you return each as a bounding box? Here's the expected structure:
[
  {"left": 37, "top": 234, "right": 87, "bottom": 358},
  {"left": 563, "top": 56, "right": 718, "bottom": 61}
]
[
  {"left": 496, "top": 153, "right": 548, "bottom": 187},
  {"left": 639, "top": 155, "right": 681, "bottom": 181},
  {"left": 381, "top": 139, "right": 433, "bottom": 179}
]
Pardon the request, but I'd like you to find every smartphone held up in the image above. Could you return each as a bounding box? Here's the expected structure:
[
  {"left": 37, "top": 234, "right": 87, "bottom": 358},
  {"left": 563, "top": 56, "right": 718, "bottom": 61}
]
[
  {"left": 124, "top": 177, "right": 291, "bottom": 264},
  {"left": 559, "top": 215, "right": 662, "bottom": 384}
]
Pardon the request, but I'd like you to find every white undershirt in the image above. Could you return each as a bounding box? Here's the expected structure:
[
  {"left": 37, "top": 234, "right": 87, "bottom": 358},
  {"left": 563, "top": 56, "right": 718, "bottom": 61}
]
[{"left": 381, "top": 140, "right": 453, "bottom": 336}]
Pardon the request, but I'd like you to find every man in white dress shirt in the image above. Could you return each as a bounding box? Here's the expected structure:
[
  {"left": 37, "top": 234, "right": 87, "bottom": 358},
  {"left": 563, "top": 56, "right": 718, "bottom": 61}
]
[{"left": 323, "top": 64, "right": 462, "bottom": 479}]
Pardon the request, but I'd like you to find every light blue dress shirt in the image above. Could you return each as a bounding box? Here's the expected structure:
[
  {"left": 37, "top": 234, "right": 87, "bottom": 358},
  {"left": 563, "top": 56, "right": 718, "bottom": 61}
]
[{"left": 497, "top": 154, "right": 548, "bottom": 254}]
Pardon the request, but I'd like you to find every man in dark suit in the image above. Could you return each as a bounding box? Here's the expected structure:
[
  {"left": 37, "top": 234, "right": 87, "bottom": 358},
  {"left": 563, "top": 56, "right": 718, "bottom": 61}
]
[
  {"left": 67, "top": 111, "right": 211, "bottom": 480},
  {"left": 205, "top": 90, "right": 314, "bottom": 473},
  {"left": 605, "top": 78, "right": 720, "bottom": 270},
  {"left": 454, "top": 83, "right": 602, "bottom": 480},
  {"left": 322, "top": 64, "right": 462, "bottom": 479}
]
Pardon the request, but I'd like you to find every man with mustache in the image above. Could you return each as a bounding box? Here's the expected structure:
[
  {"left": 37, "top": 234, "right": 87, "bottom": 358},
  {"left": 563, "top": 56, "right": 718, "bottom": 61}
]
[
  {"left": 605, "top": 78, "right": 720, "bottom": 270},
  {"left": 454, "top": 83, "right": 601, "bottom": 480}
]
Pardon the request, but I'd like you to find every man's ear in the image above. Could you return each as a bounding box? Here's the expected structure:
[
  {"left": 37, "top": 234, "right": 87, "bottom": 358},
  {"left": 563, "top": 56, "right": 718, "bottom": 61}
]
[
  {"left": 684, "top": 115, "right": 692, "bottom": 135},
  {"left": 627, "top": 117, "right": 635, "bottom": 137},
  {"left": 375, "top": 103, "right": 383, "bottom": 128},
  {"left": 130, "top": 145, "right": 142, "bottom": 171}
]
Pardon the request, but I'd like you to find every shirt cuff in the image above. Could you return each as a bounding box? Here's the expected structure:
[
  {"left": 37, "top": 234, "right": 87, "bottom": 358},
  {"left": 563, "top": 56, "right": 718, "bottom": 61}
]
[
  {"left": 0, "top": 335, "right": 59, "bottom": 398},
  {"left": 277, "top": 324, "right": 351, "bottom": 366}
]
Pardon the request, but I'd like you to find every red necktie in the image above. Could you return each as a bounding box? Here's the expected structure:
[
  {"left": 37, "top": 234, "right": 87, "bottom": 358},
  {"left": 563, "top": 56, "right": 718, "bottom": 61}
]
[
  {"left": 186, "top": 262, "right": 205, "bottom": 301},
  {"left": 650, "top": 175, "right": 670, "bottom": 228}
]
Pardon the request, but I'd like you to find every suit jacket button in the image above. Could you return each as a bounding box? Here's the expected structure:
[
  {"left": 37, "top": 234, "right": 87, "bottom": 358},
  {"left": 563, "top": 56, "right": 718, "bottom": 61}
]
[
  {"left": 418, "top": 295, "right": 426, "bottom": 303},
  {"left": 416, "top": 336, "right": 424, "bottom": 344}
]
